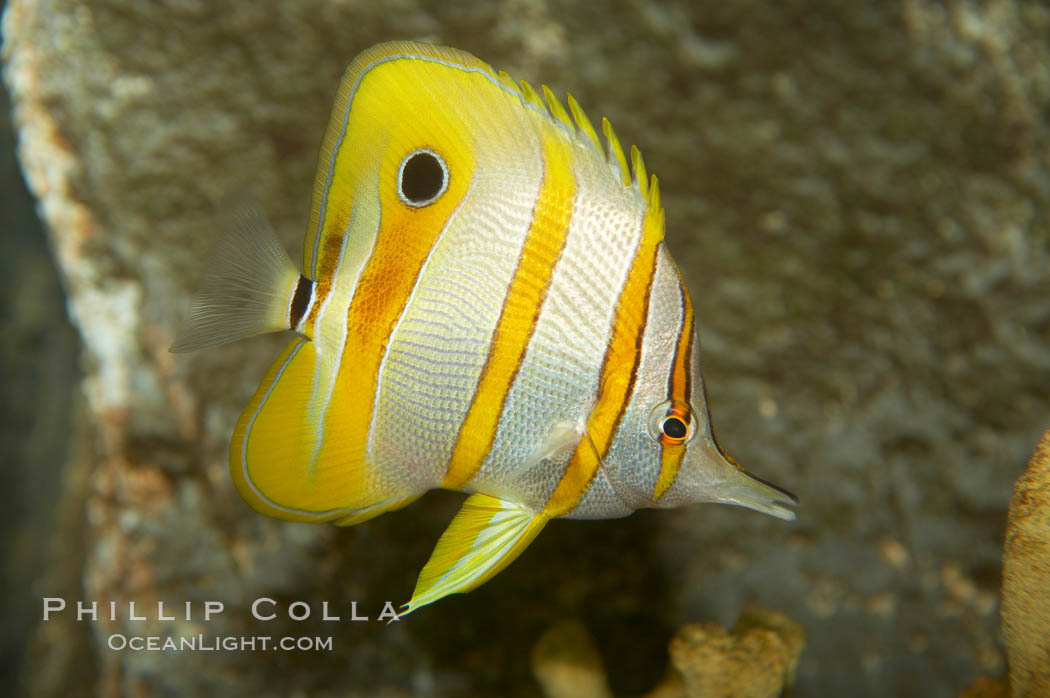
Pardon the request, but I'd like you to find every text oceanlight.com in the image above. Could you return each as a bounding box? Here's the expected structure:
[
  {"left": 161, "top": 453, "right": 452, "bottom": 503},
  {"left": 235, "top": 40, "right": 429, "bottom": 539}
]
[
  {"left": 43, "top": 597, "right": 403, "bottom": 652},
  {"left": 107, "top": 634, "right": 334, "bottom": 652}
]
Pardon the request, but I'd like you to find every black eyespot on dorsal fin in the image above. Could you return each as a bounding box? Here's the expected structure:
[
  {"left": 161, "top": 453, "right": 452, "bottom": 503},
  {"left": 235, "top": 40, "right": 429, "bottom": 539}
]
[{"left": 398, "top": 149, "right": 449, "bottom": 207}]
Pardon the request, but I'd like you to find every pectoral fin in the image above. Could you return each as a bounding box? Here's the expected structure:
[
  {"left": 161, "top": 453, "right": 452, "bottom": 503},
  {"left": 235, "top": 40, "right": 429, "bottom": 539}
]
[
  {"left": 401, "top": 494, "right": 549, "bottom": 615},
  {"left": 525, "top": 419, "right": 584, "bottom": 466}
]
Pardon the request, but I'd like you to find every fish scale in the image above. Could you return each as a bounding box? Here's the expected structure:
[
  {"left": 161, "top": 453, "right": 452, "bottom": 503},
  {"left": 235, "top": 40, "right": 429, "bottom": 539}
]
[{"left": 172, "top": 40, "right": 797, "bottom": 615}]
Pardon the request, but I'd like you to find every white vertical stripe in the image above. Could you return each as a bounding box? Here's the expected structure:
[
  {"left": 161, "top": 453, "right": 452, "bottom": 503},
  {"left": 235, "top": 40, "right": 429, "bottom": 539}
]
[
  {"left": 306, "top": 184, "right": 383, "bottom": 475},
  {"left": 470, "top": 139, "right": 649, "bottom": 510}
]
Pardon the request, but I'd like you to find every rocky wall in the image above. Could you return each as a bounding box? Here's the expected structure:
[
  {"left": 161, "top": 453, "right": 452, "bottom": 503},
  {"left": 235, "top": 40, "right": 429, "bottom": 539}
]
[{"left": 3, "top": 0, "right": 1049, "bottom": 696}]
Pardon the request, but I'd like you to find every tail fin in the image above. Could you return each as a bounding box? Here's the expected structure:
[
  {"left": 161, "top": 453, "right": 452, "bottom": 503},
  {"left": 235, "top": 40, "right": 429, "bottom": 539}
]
[{"left": 171, "top": 207, "right": 305, "bottom": 352}]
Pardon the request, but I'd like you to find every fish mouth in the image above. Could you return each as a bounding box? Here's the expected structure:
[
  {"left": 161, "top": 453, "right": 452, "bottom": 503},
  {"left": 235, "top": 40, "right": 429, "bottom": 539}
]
[
  {"left": 696, "top": 435, "right": 799, "bottom": 521},
  {"left": 717, "top": 469, "right": 799, "bottom": 521}
]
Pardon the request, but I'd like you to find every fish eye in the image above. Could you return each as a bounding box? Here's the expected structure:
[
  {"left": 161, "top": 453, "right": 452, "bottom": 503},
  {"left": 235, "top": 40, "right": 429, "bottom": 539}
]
[
  {"left": 648, "top": 400, "right": 696, "bottom": 445},
  {"left": 397, "top": 149, "right": 449, "bottom": 207},
  {"left": 662, "top": 416, "right": 687, "bottom": 439}
]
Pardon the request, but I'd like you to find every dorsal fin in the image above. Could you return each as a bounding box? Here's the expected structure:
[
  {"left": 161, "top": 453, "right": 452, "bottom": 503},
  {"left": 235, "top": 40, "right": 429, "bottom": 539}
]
[
  {"left": 308, "top": 39, "right": 663, "bottom": 270},
  {"left": 489, "top": 63, "right": 659, "bottom": 213}
]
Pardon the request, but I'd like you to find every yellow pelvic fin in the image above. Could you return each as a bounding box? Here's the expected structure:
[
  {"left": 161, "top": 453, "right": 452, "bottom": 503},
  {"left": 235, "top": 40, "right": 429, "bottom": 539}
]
[{"left": 401, "top": 494, "right": 549, "bottom": 615}]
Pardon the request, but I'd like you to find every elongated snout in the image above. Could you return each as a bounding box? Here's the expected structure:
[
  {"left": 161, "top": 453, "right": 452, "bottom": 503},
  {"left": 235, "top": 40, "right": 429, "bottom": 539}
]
[{"left": 678, "top": 436, "right": 798, "bottom": 520}]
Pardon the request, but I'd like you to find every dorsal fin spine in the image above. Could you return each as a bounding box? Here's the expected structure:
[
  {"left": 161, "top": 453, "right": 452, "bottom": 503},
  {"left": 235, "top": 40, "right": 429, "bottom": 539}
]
[
  {"left": 601, "top": 117, "right": 631, "bottom": 187},
  {"left": 567, "top": 93, "right": 603, "bottom": 153},
  {"left": 541, "top": 85, "right": 574, "bottom": 134},
  {"left": 648, "top": 175, "right": 663, "bottom": 227},
  {"left": 494, "top": 67, "right": 654, "bottom": 208},
  {"left": 519, "top": 79, "right": 546, "bottom": 111},
  {"left": 497, "top": 70, "right": 518, "bottom": 93},
  {"left": 630, "top": 145, "right": 648, "bottom": 197}
]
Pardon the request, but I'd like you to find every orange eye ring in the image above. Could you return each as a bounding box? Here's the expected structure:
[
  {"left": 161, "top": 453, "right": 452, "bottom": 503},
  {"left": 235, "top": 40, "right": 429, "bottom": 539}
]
[{"left": 648, "top": 400, "right": 696, "bottom": 445}]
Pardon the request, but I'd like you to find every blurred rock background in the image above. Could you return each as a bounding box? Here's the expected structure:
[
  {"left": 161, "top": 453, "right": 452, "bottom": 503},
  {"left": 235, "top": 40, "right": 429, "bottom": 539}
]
[
  {"left": 2, "top": 0, "right": 1047, "bottom": 696},
  {"left": 0, "top": 0, "right": 81, "bottom": 691}
]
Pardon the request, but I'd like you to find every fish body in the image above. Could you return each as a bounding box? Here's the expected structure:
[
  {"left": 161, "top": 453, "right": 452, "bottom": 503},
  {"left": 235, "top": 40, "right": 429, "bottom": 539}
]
[{"left": 173, "top": 41, "right": 796, "bottom": 613}]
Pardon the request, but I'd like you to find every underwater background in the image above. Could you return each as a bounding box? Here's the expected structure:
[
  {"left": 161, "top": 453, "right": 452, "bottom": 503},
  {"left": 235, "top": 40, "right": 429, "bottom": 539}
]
[{"left": 2, "top": 0, "right": 1048, "bottom": 696}]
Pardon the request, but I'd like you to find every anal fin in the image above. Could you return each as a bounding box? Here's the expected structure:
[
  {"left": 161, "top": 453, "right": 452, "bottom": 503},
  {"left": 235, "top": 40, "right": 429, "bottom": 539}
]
[
  {"left": 401, "top": 494, "right": 548, "bottom": 615},
  {"left": 334, "top": 494, "right": 422, "bottom": 526}
]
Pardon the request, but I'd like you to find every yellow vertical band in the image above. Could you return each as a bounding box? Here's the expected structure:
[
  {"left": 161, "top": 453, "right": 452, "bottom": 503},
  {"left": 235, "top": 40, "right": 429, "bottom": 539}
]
[
  {"left": 442, "top": 131, "right": 577, "bottom": 490},
  {"left": 654, "top": 443, "right": 686, "bottom": 500},
  {"left": 669, "top": 281, "right": 694, "bottom": 403},
  {"left": 653, "top": 280, "right": 694, "bottom": 500},
  {"left": 545, "top": 210, "right": 664, "bottom": 516},
  {"left": 324, "top": 144, "right": 475, "bottom": 477}
]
